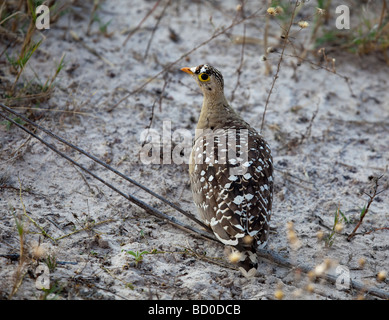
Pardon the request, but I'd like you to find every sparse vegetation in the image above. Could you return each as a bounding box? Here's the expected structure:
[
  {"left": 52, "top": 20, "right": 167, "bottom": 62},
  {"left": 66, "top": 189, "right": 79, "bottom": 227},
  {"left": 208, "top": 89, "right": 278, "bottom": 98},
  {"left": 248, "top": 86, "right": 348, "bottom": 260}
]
[
  {"left": 347, "top": 175, "right": 386, "bottom": 241},
  {"left": 0, "top": 0, "right": 67, "bottom": 107},
  {"left": 123, "top": 249, "right": 152, "bottom": 267},
  {"left": 0, "top": 0, "right": 388, "bottom": 300},
  {"left": 324, "top": 206, "right": 349, "bottom": 247},
  {"left": 45, "top": 253, "right": 57, "bottom": 272}
]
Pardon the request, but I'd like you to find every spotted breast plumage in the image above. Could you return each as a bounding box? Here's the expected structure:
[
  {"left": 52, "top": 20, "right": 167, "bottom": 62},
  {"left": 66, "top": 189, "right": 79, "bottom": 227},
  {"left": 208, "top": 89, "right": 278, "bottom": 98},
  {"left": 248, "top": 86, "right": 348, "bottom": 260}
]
[{"left": 181, "top": 64, "right": 273, "bottom": 278}]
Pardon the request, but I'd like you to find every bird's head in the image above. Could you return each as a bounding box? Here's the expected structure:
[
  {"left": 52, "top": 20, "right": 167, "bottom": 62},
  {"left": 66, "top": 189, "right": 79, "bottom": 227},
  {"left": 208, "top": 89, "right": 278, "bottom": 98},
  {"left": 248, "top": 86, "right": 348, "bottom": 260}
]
[{"left": 181, "top": 64, "right": 224, "bottom": 98}]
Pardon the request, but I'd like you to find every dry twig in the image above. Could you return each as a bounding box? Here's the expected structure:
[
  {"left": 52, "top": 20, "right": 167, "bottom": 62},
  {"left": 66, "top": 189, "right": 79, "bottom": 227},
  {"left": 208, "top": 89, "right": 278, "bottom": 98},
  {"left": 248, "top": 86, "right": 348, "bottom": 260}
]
[
  {"left": 144, "top": 0, "right": 171, "bottom": 59},
  {"left": 347, "top": 175, "right": 385, "bottom": 241},
  {"left": 299, "top": 100, "right": 319, "bottom": 145},
  {"left": 260, "top": 1, "right": 299, "bottom": 133},
  {"left": 123, "top": 0, "right": 162, "bottom": 46},
  {"left": 109, "top": 7, "right": 263, "bottom": 112},
  {"left": 1, "top": 103, "right": 388, "bottom": 299},
  {"left": 230, "top": 24, "right": 246, "bottom": 102},
  {"left": 0, "top": 103, "right": 211, "bottom": 235}
]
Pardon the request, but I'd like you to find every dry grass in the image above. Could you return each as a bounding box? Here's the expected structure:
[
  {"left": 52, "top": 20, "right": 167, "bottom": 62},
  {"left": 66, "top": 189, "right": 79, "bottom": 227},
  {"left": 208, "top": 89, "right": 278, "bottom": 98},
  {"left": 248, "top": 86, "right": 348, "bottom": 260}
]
[{"left": 0, "top": 0, "right": 388, "bottom": 300}]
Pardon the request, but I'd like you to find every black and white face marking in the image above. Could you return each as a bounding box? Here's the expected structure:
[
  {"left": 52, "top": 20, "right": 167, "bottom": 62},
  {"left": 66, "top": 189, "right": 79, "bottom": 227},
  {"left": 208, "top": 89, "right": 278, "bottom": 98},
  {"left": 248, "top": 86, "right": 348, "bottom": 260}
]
[{"left": 190, "top": 64, "right": 224, "bottom": 92}]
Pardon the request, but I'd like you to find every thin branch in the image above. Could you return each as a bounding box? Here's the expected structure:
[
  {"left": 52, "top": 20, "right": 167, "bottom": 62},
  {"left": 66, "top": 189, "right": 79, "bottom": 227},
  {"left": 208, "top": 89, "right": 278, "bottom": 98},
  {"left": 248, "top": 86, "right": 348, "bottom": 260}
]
[
  {"left": 54, "top": 219, "right": 113, "bottom": 241},
  {"left": 0, "top": 253, "right": 78, "bottom": 265},
  {"left": 144, "top": 0, "right": 171, "bottom": 60},
  {"left": 299, "top": 100, "right": 320, "bottom": 145},
  {"left": 230, "top": 24, "right": 246, "bottom": 102},
  {"left": 17, "top": 177, "right": 56, "bottom": 242},
  {"left": 123, "top": 0, "right": 162, "bottom": 46},
  {"left": 141, "top": 75, "right": 169, "bottom": 147},
  {"left": 263, "top": 0, "right": 272, "bottom": 75},
  {"left": 109, "top": 7, "right": 264, "bottom": 112},
  {"left": 375, "top": 0, "right": 387, "bottom": 42},
  {"left": 256, "top": 248, "right": 389, "bottom": 300},
  {"left": 86, "top": 0, "right": 100, "bottom": 36},
  {"left": 158, "top": 74, "right": 169, "bottom": 112},
  {"left": 1, "top": 105, "right": 388, "bottom": 299},
  {"left": 141, "top": 99, "right": 157, "bottom": 148},
  {"left": 347, "top": 175, "right": 384, "bottom": 241},
  {"left": 260, "top": 1, "right": 299, "bottom": 133},
  {"left": 0, "top": 103, "right": 209, "bottom": 232},
  {"left": 362, "top": 227, "right": 389, "bottom": 236},
  {"left": 8, "top": 177, "right": 28, "bottom": 299},
  {"left": 0, "top": 105, "right": 213, "bottom": 242}
]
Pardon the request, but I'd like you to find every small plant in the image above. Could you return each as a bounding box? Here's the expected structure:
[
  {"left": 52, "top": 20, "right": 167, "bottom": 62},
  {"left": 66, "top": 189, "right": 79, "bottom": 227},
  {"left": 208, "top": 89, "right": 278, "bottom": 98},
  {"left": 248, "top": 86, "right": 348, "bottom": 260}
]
[
  {"left": 9, "top": 40, "right": 43, "bottom": 92},
  {"left": 313, "top": 0, "right": 389, "bottom": 62},
  {"left": 139, "top": 229, "right": 145, "bottom": 238},
  {"left": 123, "top": 248, "right": 160, "bottom": 267},
  {"left": 42, "top": 53, "right": 66, "bottom": 92},
  {"left": 124, "top": 250, "right": 150, "bottom": 267},
  {"left": 125, "top": 282, "right": 135, "bottom": 290},
  {"left": 9, "top": 205, "right": 27, "bottom": 299},
  {"left": 0, "top": 116, "right": 26, "bottom": 130},
  {"left": 86, "top": 0, "right": 112, "bottom": 36},
  {"left": 45, "top": 254, "right": 57, "bottom": 272},
  {"left": 347, "top": 175, "right": 385, "bottom": 241},
  {"left": 1, "top": 0, "right": 67, "bottom": 105},
  {"left": 40, "top": 281, "right": 63, "bottom": 300},
  {"left": 325, "top": 206, "right": 349, "bottom": 247},
  {"left": 97, "top": 17, "right": 112, "bottom": 35},
  {"left": 12, "top": 210, "right": 26, "bottom": 254}
]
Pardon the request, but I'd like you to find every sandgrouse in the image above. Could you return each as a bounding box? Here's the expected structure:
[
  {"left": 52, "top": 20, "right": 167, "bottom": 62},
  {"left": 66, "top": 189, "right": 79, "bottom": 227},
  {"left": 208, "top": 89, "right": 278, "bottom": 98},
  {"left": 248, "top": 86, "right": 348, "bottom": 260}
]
[{"left": 181, "top": 64, "right": 273, "bottom": 278}]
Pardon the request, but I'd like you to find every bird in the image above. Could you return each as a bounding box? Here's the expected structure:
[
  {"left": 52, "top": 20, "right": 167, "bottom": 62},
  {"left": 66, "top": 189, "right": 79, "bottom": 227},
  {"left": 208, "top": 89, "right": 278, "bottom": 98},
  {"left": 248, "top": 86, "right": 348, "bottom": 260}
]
[{"left": 181, "top": 64, "right": 273, "bottom": 278}]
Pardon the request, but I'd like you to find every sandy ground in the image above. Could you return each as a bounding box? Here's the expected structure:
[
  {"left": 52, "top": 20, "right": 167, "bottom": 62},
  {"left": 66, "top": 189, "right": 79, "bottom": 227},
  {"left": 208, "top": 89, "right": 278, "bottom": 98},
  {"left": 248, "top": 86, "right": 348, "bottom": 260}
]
[{"left": 0, "top": 0, "right": 388, "bottom": 300}]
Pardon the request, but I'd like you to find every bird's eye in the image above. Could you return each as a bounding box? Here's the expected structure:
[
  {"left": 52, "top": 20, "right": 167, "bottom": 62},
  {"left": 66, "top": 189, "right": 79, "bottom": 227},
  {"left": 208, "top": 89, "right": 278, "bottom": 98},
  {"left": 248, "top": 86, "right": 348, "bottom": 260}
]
[{"left": 198, "top": 73, "right": 210, "bottom": 82}]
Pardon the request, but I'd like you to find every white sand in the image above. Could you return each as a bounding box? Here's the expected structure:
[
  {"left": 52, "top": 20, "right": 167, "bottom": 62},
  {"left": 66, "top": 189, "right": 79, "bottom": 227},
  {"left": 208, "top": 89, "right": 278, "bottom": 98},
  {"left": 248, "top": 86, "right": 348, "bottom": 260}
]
[{"left": 0, "top": 0, "right": 388, "bottom": 300}]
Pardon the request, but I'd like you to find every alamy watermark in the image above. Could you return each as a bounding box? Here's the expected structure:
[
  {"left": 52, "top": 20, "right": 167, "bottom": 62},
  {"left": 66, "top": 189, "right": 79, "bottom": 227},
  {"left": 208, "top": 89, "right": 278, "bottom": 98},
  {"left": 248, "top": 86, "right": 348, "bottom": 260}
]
[
  {"left": 335, "top": 265, "right": 350, "bottom": 290},
  {"left": 335, "top": 5, "right": 350, "bottom": 30},
  {"left": 139, "top": 121, "right": 250, "bottom": 175},
  {"left": 35, "top": 3, "right": 351, "bottom": 31},
  {"left": 35, "top": 5, "right": 50, "bottom": 30},
  {"left": 35, "top": 263, "right": 50, "bottom": 290}
]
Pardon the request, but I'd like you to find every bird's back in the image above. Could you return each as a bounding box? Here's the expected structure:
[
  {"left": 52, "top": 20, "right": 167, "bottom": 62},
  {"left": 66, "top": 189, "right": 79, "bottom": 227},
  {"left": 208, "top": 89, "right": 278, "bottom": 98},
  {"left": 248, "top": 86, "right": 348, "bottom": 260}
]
[{"left": 190, "top": 122, "right": 273, "bottom": 277}]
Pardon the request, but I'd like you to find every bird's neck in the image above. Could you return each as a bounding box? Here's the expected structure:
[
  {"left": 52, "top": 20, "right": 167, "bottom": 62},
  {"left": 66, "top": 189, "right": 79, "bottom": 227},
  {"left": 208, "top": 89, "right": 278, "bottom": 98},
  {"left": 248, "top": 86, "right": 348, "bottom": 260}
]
[{"left": 196, "top": 93, "right": 245, "bottom": 132}]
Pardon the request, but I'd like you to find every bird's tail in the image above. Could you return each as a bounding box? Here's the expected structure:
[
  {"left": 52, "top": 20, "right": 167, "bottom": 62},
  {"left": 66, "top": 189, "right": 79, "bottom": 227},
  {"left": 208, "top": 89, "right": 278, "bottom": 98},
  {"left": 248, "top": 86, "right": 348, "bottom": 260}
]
[
  {"left": 237, "top": 249, "right": 258, "bottom": 278},
  {"left": 225, "top": 245, "right": 258, "bottom": 278}
]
